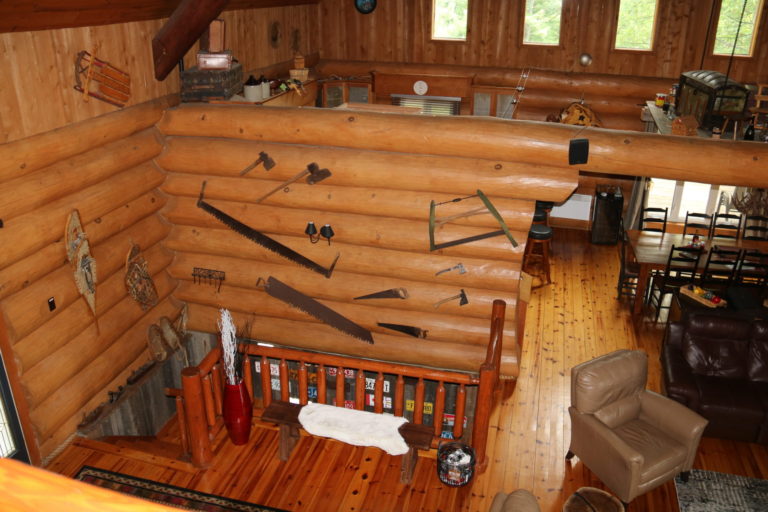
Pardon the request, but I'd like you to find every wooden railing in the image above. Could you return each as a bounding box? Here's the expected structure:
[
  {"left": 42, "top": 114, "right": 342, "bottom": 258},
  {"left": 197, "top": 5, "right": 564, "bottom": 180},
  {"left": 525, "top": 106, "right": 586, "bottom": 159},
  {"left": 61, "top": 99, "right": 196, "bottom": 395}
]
[{"left": 169, "top": 300, "right": 507, "bottom": 470}]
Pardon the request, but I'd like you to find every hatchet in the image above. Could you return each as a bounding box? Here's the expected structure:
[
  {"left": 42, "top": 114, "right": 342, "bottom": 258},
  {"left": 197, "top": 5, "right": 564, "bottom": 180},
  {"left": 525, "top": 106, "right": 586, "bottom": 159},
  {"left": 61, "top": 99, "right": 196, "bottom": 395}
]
[
  {"left": 433, "top": 289, "right": 469, "bottom": 309},
  {"left": 239, "top": 151, "right": 276, "bottom": 176},
  {"left": 255, "top": 162, "right": 332, "bottom": 203}
]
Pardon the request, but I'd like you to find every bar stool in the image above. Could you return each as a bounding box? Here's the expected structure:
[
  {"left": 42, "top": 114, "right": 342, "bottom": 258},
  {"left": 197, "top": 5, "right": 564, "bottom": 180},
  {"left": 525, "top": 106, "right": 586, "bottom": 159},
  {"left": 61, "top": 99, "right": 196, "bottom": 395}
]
[{"left": 523, "top": 224, "right": 553, "bottom": 285}]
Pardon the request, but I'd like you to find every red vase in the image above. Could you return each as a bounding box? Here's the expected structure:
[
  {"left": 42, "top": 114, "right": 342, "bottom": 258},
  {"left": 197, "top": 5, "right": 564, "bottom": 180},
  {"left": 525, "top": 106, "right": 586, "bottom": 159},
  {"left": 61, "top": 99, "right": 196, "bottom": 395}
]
[{"left": 223, "top": 380, "right": 252, "bottom": 445}]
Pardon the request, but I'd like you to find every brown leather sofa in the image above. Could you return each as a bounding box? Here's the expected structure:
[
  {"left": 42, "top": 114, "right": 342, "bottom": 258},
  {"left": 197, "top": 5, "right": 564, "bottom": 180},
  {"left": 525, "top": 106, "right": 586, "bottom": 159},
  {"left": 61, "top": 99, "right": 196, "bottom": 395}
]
[{"left": 661, "top": 312, "right": 768, "bottom": 444}]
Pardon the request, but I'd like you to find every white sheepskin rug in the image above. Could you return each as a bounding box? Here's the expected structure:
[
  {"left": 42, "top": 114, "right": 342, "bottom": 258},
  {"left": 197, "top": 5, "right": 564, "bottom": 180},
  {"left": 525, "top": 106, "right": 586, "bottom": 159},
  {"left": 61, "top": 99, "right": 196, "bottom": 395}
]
[{"left": 298, "top": 402, "right": 409, "bottom": 455}]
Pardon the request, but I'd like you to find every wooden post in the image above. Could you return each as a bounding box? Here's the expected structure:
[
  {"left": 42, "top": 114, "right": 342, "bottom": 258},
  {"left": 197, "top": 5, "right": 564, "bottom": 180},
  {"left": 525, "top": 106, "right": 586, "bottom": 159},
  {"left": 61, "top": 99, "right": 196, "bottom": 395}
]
[
  {"left": 472, "top": 299, "right": 506, "bottom": 472},
  {"left": 181, "top": 367, "right": 213, "bottom": 468}
]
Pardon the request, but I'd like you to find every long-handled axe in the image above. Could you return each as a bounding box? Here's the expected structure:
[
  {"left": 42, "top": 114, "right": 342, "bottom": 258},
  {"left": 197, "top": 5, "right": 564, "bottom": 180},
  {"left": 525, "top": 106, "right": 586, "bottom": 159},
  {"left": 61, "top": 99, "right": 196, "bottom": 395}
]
[{"left": 255, "top": 162, "right": 331, "bottom": 203}]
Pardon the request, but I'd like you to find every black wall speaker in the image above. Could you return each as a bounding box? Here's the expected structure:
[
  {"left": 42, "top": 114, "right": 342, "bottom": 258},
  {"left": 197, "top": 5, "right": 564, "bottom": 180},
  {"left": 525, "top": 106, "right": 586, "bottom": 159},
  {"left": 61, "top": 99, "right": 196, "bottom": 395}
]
[{"left": 569, "top": 138, "right": 589, "bottom": 165}]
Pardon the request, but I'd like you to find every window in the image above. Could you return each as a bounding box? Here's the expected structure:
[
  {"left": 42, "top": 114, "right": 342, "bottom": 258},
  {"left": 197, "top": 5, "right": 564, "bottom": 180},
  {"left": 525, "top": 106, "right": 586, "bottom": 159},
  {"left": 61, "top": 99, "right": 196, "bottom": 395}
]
[
  {"left": 614, "top": 0, "right": 659, "bottom": 50},
  {"left": 523, "top": 0, "right": 564, "bottom": 45},
  {"left": 646, "top": 179, "right": 736, "bottom": 223},
  {"left": 713, "top": 0, "right": 764, "bottom": 56},
  {"left": 432, "top": 0, "right": 469, "bottom": 41}
]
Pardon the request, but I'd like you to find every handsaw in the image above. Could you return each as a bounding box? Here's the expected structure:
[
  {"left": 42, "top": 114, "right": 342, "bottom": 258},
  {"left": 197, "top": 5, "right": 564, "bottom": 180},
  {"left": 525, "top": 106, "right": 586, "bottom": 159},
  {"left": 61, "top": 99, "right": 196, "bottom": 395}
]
[
  {"left": 197, "top": 181, "right": 339, "bottom": 278},
  {"left": 260, "top": 276, "right": 374, "bottom": 344},
  {"left": 354, "top": 288, "right": 409, "bottom": 300},
  {"left": 377, "top": 323, "right": 428, "bottom": 339}
]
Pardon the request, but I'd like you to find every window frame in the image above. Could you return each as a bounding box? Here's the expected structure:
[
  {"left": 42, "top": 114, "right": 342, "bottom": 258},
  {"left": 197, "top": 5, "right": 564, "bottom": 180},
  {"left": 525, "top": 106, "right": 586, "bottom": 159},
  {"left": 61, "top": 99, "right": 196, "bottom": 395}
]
[
  {"left": 711, "top": 0, "right": 765, "bottom": 58},
  {"left": 431, "top": 0, "right": 470, "bottom": 42},
  {"left": 611, "top": 0, "right": 661, "bottom": 53},
  {"left": 520, "top": 0, "right": 566, "bottom": 47},
  {"left": 647, "top": 178, "right": 736, "bottom": 224}
]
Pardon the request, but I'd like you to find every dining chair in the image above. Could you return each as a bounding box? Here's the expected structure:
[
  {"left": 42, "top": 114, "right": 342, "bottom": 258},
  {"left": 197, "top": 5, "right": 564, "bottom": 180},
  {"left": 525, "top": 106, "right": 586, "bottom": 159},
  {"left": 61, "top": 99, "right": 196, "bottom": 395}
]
[
  {"left": 735, "top": 248, "right": 768, "bottom": 287},
  {"left": 682, "top": 212, "right": 713, "bottom": 238},
  {"left": 710, "top": 212, "right": 742, "bottom": 239},
  {"left": 617, "top": 229, "right": 640, "bottom": 300},
  {"left": 742, "top": 214, "right": 768, "bottom": 241},
  {"left": 649, "top": 245, "right": 703, "bottom": 322},
  {"left": 698, "top": 245, "right": 741, "bottom": 293},
  {"left": 639, "top": 206, "right": 668, "bottom": 233}
]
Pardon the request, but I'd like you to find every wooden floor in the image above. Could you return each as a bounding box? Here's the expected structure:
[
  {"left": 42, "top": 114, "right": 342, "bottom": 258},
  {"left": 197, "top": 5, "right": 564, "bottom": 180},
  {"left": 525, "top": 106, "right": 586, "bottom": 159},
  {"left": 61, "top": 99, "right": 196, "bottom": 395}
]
[{"left": 46, "top": 228, "right": 768, "bottom": 511}]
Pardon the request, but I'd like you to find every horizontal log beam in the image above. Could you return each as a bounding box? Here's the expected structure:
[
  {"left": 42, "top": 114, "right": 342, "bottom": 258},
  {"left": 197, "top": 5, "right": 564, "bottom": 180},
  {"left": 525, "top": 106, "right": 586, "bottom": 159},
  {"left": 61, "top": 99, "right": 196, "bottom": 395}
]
[
  {"left": 157, "top": 136, "right": 577, "bottom": 203},
  {"left": 157, "top": 104, "right": 768, "bottom": 187}
]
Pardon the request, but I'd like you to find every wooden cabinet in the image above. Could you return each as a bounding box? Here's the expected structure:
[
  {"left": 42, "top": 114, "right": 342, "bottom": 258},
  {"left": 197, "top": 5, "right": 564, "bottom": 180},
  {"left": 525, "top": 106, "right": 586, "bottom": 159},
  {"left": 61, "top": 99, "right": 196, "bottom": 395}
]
[{"left": 322, "top": 80, "right": 372, "bottom": 108}]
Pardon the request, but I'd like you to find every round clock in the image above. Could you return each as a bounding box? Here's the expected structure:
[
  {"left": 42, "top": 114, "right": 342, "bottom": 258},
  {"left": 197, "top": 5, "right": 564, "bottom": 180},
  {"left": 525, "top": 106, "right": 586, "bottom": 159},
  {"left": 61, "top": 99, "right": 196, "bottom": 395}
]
[
  {"left": 413, "top": 80, "right": 429, "bottom": 96},
  {"left": 355, "top": 0, "right": 377, "bottom": 14}
]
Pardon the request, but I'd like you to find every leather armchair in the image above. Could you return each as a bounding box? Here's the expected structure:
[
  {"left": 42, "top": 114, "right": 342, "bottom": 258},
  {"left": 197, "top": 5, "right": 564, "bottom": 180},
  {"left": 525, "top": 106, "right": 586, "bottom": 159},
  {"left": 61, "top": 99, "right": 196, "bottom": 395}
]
[{"left": 566, "top": 350, "right": 708, "bottom": 504}]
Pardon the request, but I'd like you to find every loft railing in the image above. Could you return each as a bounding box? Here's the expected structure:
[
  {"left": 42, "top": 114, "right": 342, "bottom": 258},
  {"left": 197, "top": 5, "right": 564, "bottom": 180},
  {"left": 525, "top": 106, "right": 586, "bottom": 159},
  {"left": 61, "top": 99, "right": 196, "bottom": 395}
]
[{"left": 168, "top": 300, "right": 507, "bottom": 469}]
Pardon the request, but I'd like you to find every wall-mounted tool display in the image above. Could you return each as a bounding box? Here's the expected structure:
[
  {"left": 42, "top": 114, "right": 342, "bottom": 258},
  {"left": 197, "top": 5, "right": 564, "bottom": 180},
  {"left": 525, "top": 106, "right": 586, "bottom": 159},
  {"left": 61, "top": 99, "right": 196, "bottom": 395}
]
[
  {"left": 197, "top": 181, "right": 339, "bottom": 278},
  {"left": 125, "top": 243, "right": 159, "bottom": 310},
  {"left": 354, "top": 288, "right": 409, "bottom": 300},
  {"left": 429, "top": 189, "right": 518, "bottom": 251},
  {"left": 239, "top": 151, "right": 276, "bottom": 176},
  {"left": 254, "top": 162, "right": 331, "bottom": 204},
  {"left": 259, "top": 276, "right": 374, "bottom": 344},
  {"left": 435, "top": 263, "right": 467, "bottom": 276},
  {"left": 74, "top": 49, "right": 131, "bottom": 108},
  {"left": 65, "top": 209, "right": 98, "bottom": 330},
  {"left": 433, "top": 289, "right": 469, "bottom": 309},
  {"left": 192, "top": 267, "right": 226, "bottom": 291},
  {"left": 377, "top": 323, "right": 427, "bottom": 339}
]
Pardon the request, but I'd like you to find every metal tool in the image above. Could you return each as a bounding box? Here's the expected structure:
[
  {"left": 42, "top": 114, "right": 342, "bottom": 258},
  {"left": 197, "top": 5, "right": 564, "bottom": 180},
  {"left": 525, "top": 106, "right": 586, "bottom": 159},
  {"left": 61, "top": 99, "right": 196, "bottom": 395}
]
[
  {"left": 428, "top": 189, "right": 518, "bottom": 251},
  {"left": 255, "top": 162, "right": 332, "bottom": 203},
  {"left": 377, "top": 323, "right": 428, "bottom": 339},
  {"left": 260, "top": 276, "right": 374, "bottom": 344},
  {"left": 433, "top": 289, "right": 469, "bottom": 309},
  {"left": 192, "top": 267, "right": 225, "bottom": 291},
  {"left": 239, "top": 151, "right": 276, "bottom": 176},
  {"left": 354, "top": 288, "right": 409, "bottom": 300},
  {"left": 435, "top": 263, "right": 467, "bottom": 276},
  {"left": 197, "top": 181, "right": 339, "bottom": 278}
]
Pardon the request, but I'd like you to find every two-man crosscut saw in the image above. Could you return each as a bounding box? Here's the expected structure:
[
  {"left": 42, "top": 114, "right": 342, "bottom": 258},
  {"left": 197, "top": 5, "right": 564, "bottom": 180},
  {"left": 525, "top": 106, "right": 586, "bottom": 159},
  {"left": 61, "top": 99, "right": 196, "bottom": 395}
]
[
  {"left": 259, "top": 276, "right": 374, "bottom": 344},
  {"left": 428, "top": 189, "right": 518, "bottom": 251},
  {"left": 197, "top": 181, "right": 339, "bottom": 278}
]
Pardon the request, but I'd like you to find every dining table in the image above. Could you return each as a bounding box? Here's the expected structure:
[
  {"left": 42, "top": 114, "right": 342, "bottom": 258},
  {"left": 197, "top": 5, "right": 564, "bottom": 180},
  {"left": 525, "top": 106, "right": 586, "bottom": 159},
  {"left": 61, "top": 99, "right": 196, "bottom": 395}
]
[{"left": 626, "top": 229, "right": 768, "bottom": 318}]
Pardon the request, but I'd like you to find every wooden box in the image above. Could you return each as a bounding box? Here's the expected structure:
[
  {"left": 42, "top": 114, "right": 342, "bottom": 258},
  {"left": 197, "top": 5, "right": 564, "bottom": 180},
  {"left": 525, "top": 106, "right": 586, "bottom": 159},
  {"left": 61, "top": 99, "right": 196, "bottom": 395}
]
[
  {"left": 181, "top": 63, "right": 242, "bottom": 102},
  {"left": 680, "top": 285, "right": 727, "bottom": 308},
  {"left": 671, "top": 115, "right": 699, "bottom": 136}
]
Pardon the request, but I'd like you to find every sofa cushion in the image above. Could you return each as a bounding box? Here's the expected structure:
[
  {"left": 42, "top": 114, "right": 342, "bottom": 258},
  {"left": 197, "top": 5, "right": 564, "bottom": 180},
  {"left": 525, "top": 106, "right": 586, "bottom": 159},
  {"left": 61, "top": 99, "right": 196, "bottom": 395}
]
[
  {"left": 682, "top": 314, "right": 752, "bottom": 378},
  {"left": 695, "top": 376, "right": 765, "bottom": 423},
  {"left": 749, "top": 322, "right": 768, "bottom": 382},
  {"left": 594, "top": 394, "right": 641, "bottom": 428}
]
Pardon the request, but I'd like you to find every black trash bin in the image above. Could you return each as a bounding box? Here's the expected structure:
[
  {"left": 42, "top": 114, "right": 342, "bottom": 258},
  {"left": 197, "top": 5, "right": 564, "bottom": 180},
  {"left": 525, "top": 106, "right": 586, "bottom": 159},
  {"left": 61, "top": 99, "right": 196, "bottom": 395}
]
[
  {"left": 436, "top": 442, "right": 475, "bottom": 486},
  {"left": 591, "top": 185, "right": 623, "bottom": 245}
]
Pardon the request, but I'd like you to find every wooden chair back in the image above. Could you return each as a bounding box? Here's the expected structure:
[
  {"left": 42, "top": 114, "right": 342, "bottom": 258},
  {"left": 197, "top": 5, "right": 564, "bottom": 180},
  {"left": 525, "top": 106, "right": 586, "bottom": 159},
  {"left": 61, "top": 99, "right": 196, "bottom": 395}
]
[
  {"left": 710, "top": 212, "right": 742, "bottom": 239},
  {"left": 742, "top": 214, "right": 768, "bottom": 241},
  {"left": 683, "top": 212, "right": 713, "bottom": 238},
  {"left": 640, "top": 206, "right": 668, "bottom": 233}
]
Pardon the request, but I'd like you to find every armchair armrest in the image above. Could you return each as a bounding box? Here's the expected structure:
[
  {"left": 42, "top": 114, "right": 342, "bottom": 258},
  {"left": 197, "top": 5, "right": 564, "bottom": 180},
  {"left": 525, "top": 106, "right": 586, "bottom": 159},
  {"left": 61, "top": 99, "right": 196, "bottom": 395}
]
[
  {"left": 639, "top": 390, "right": 707, "bottom": 470},
  {"left": 664, "top": 322, "right": 684, "bottom": 349},
  {"left": 661, "top": 343, "right": 701, "bottom": 410},
  {"left": 569, "top": 408, "right": 643, "bottom": 500}
]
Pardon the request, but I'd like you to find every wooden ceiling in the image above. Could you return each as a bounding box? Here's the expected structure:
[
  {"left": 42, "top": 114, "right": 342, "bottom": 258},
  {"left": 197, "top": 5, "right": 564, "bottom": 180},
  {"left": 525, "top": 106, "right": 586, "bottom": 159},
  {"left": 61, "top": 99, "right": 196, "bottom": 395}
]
[{"left": 0, "top": 0, "right": 318, "bottom": 33}]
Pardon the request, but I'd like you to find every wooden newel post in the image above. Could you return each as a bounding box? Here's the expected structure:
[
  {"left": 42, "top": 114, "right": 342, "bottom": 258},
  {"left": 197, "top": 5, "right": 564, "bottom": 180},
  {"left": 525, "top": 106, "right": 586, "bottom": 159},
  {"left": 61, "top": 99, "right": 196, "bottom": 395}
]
[
  {"left": 472, "top": 299, "right": 506, "bottom": 473},
  {"left": 182, "top": 366, "right": 213, "bottom": 468}
]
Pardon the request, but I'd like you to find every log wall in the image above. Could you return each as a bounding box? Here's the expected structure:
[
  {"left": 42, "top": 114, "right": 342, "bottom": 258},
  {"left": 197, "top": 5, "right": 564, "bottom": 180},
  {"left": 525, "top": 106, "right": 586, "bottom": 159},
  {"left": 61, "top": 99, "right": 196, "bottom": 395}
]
[
  {"left": 318, "top": 0, "right": 768, "bottom": 83},
  {"left": 0, "top": 97, "right": 182, "bottom": 463},
  {"left": 155, "top": 104, "right": 564, "bottom": 379},
  {"left": 0, "top": 5, "right": 320, "bottom": 143}
]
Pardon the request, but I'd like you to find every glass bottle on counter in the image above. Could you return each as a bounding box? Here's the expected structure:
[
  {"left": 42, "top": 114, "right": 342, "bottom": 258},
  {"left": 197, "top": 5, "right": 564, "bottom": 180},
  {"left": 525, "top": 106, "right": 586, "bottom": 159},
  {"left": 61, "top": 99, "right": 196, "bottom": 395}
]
[{"left": 744, "top": 118, "right": 755, "bottom": 141}]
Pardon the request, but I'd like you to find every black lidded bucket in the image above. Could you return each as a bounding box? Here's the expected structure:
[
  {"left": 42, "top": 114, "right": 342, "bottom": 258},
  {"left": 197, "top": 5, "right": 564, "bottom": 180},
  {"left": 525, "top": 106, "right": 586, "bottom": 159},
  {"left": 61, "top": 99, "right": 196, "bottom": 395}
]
[{"left": 437, "top": 442, "right": 475, "bottom": 486}]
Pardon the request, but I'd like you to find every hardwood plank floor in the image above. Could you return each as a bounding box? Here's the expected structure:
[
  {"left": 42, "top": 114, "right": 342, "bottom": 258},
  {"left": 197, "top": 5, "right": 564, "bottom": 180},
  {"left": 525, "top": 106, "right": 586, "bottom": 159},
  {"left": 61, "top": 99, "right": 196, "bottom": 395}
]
[{"left": 45, "top": 228, "right": 768, "bottom": 511}]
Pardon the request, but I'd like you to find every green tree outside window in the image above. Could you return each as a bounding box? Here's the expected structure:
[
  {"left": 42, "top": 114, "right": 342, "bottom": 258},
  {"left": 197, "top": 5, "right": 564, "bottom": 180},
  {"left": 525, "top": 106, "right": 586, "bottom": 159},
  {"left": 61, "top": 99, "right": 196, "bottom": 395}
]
[
  {"left": 614, "top": 0, "right": 658, "bottom": 50},
  {"left": 432, "top": 0, "right": 469, "bottom": 40},
  {"left": 523, "top": 0, "right": 563, "bottom": 45},
  {"left": 714, "top": 0, "right": 763, "bottom": 56}
]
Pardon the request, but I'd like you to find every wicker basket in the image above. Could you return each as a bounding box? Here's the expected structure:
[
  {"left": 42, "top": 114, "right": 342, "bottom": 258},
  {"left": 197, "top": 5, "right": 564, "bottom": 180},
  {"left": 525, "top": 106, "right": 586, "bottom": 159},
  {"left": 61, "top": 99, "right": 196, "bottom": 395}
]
[{"left": 289, "top": 68, "right": 309, "bottom": 82}]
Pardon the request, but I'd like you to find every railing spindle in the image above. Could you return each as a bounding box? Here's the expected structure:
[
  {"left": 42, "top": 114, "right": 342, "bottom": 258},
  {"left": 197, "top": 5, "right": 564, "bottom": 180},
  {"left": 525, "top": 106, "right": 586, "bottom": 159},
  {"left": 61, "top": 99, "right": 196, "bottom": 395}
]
[
  {"left": 298, "top": 361, "right": 308, "bottom": 405},
  {"left": 279, "top": 359, "right": 289, "bottom": 402},
  {"left": 260, "top": 356, "right": 271, "bottom": 408},
  {"left": 210, "top": 363, "right": 223, "bottom": 416},
  {"left": 454, "top": 384, "right": 466, "bottom": 440},
  {"left": 335, "top": 366, "right": 344, "bottom": 407},
  {"left": 201, "top": 374, "right": 216, "bottom": 428},
  {"left": 395, "top": 375, "right": 405, "bottom": 417},
  {"left": 181, "top": 367, "right": 212, "bottom": 467},
  {"left": 317, "top": 365, "right": 326, "bottom": 404},
  {"left": 414, "top": 377, "right": 425, "bottom": 425},
  {"left": 175, "top": 395, "right": 189, "bottom": 456},
  {"left": 434, "top": 381, "right": 446, "bottom": 437},
  {"left": 374, "top": 372, "right": 384, "bottom": 414},
  {"left": 243, "top": 354, "right": 253, "bottom": 400},
  {"left": 355, "top": 368, "right": 365, "bottom": 410}
]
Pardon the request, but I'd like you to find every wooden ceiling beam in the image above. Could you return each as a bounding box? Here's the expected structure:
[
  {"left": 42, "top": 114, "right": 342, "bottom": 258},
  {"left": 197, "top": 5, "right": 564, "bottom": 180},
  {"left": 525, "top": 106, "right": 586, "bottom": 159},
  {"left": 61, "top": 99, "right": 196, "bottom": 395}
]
[{"left": 0, "top": 0, "right": 319, "bottom": 34}]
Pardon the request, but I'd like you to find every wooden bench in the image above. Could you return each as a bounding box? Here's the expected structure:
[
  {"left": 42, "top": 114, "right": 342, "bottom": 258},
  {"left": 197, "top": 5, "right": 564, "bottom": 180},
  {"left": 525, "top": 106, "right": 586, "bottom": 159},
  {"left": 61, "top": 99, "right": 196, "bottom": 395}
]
[{"left": 261, "top": 400, "right": 433, "bottom": 484}]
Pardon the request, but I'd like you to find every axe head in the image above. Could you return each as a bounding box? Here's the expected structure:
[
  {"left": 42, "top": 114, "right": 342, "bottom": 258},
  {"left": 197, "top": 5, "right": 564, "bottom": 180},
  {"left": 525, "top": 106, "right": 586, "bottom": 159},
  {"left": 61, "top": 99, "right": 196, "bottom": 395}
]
[
  {"left": 306, "top": 163, "right": 332, "bottom": 184},
  {"left": 456, "top": 263, "right": 467, "bottom": 274},
  {"left": 458, "top": 289, "right": 468, "bottom": 306},
  {"left": 259, "top": 151, "right": 276, "bottom": 170}
]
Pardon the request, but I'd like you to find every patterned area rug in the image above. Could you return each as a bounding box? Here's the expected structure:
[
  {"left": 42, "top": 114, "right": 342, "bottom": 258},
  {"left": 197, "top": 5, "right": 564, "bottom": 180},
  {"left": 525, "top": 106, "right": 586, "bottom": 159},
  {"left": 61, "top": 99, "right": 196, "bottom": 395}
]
[
  {"left": 675, "top": 469, "right": 768, "bottom": 512},
  {"left": 76, "top": 466, "right": 288, "bottom": 512}
]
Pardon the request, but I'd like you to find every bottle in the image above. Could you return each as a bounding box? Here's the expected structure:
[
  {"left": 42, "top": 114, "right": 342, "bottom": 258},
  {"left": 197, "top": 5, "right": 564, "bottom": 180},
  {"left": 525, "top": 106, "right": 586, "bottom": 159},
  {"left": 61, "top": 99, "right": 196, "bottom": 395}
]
[
  {"left": 712, "top": 127, "right": 721, "bottom": 139},
  {"left": 744, "top": 119, "right": 755, "bottom": 141},
  {"left": 259, "top": 75, "right": 270, "bottom": 99}
]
